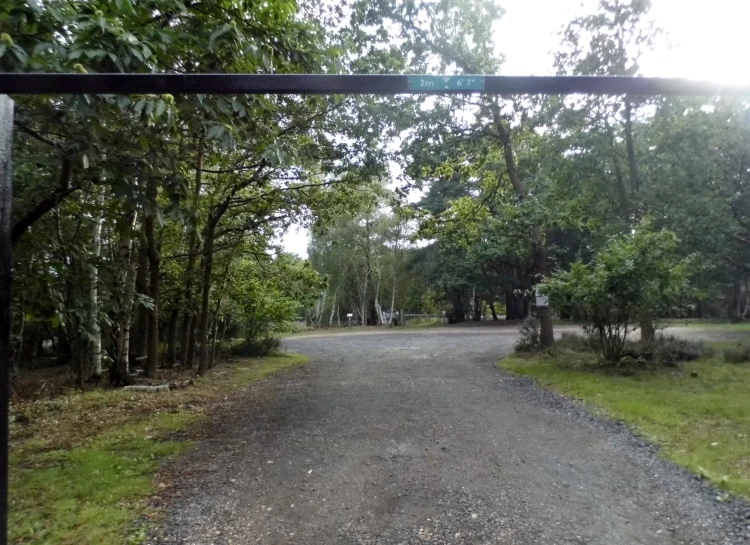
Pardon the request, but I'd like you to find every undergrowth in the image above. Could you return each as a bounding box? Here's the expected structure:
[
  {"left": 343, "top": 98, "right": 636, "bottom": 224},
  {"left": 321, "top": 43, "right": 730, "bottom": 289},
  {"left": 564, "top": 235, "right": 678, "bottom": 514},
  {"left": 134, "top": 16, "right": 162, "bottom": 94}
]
[{"left": 9, "top": 353, "right": 309, "bottom": 545}]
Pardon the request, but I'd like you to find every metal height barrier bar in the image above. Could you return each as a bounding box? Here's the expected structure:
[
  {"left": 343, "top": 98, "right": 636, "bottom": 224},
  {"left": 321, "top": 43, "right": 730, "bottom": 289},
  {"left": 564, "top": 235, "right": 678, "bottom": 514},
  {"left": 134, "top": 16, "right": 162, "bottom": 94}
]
[{"left": 2, "top": 73, "right": 750, "bottom": 96}]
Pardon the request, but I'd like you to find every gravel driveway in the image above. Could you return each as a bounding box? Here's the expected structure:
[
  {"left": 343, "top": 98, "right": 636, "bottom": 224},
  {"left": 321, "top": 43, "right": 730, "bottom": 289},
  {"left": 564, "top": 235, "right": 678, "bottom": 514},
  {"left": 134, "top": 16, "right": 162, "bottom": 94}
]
[{"left": 153, "top": 325, "right": 749, "bottom": 545}]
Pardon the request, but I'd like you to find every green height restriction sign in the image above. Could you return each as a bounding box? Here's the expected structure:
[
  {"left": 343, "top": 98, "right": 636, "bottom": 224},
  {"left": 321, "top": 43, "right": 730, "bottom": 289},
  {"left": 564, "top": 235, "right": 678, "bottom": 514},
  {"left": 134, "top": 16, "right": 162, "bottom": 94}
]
[{"left": 407, "top": 75, "right": 485, "bottom": 91}]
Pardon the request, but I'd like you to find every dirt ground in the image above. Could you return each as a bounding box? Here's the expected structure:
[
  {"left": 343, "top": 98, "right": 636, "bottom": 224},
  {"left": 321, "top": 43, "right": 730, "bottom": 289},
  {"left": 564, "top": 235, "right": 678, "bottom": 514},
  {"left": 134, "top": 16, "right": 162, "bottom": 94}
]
[{"left": 151, "top": 325, "right": 750, "bottom": 545}]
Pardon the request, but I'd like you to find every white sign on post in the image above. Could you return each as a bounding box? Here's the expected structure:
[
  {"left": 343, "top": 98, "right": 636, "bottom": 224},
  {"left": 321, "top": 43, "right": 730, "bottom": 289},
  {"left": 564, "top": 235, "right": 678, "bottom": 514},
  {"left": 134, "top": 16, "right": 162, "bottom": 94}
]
[{"left": 535, "top": 296, "right": 549, "bottom": 309}]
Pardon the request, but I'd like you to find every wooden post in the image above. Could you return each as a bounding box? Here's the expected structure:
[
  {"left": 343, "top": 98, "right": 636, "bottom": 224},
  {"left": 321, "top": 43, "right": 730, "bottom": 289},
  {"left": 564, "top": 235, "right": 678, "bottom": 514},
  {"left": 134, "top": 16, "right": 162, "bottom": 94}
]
[{"left": 0, "top": 94, "right": 15, "bottom": 545}]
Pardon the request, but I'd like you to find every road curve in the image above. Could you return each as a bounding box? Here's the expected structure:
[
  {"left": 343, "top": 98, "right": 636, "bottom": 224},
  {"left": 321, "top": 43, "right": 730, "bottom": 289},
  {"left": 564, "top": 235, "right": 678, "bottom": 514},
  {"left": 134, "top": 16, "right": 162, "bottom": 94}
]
[{"left": 152, "top": 326, "right": 749, "bottom": 545}]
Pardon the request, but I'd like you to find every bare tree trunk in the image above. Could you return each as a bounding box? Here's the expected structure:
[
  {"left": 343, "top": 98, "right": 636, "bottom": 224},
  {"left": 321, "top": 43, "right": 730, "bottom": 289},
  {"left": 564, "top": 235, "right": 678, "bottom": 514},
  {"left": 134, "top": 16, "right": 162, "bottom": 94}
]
[
  {"left": 638, "top": 308, "right": 655, "bottom": 349},
  {"left": 489, "top": 300, "right": 498, "bottom": 321},
  {"left": 374, "top": 271, "right": 384, "bottom": 325},
  {"left": 209, "top": 308, "right": 223, "bottom": 369},
  {"left": 389, "top": 282, "right": 396, "bottom": 326},
  {"left": 165, "top": 308, "right": 179, "bottom": 367},
  {"left": 144, "top": 180, "right": 160, "bottom": 378},
  {"left": 360, "top": 273, "right": 369, "bottom": 325},
  {"left": 112, "top": 210, "right": 138, "bottom": 386},
  {"left": 206, "top": 259, "right": 233, "bottom": 369},
  {"left": 89, "top": 195, "right": 103, "bottom": 377},
  {"left": 534, "top": 244, "right": 555, "bottom": 346},
  {"left": 216, "top": 316, "right": 229, "bottom": 363},
  {"left": 317, "top": 291, "right": 327, "bottom": 328},
  {"left": 197, "top": 217, "right": 219, "bottom": 376},
  {"left": 186, "top": 315, "right": 197, "bottom": 368},
  {"left": 329, "top": 289, "right": 337, "bottom": 327},
  {"left": 132, "top": 243, "right": 149, "bottom": 359}
]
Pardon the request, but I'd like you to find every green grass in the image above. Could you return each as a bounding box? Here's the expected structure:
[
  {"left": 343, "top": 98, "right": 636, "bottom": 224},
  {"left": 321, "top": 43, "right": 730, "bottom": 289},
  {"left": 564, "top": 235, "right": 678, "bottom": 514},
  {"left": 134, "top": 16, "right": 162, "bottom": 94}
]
[
  {"left": 9, "top": 353, "right": 309, "bottom": 545},
  {"left": 664, "top": 318, "right": 750, "bottom": 331},
  {"left": 501, "top": 349, "right": 750, "bottom": 499},
  {"left": 403, "top": 317, "right": 446, "bottom": 329}
]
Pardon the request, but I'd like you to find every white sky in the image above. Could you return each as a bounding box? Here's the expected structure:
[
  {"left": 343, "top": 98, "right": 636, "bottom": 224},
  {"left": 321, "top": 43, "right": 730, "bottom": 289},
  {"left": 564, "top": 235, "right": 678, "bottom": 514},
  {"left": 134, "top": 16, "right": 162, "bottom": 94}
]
[{"left": 282, "top": 0, "right": 750, "bottom": 257}]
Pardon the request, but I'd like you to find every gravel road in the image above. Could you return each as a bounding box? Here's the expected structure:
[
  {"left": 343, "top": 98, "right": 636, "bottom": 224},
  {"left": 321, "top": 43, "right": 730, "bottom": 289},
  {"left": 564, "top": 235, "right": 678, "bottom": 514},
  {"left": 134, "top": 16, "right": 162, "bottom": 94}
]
[{"left": 152, "top": 325, "right": 750, "bottom": 545}]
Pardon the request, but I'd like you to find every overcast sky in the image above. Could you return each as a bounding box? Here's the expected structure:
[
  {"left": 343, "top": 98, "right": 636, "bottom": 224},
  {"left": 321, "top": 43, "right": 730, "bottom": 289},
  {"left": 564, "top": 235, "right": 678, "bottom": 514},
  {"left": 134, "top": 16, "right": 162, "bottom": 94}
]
[{"left": 281, "top": 0, "right": 750, "bottom": 257}]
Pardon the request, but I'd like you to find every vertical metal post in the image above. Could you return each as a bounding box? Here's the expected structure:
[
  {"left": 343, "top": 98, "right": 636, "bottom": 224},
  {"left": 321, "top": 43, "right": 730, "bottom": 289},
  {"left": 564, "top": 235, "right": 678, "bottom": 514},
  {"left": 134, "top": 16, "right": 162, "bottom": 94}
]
[{"left": 0, "top": 94, "right": 14, "bottom": 545}]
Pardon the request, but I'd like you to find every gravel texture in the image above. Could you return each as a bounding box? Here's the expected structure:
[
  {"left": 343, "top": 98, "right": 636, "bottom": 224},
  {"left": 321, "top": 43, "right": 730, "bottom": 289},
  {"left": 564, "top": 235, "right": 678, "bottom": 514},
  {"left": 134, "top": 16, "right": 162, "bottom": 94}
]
[{"left": 150, "top": 325, "right": 750, "bottom": 545}]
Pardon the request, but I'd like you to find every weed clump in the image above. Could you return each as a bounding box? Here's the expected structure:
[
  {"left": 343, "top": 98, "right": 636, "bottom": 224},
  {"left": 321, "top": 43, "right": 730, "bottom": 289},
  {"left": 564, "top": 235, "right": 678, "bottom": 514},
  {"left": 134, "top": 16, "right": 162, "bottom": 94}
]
[
  {"left": 723, "top": 343, "right": 750, "bottom": 364},
  {"left": 515, "top": 317, "right": 541, "bottom": 352},
  {"left": 652, "top": 335, "right": 707, "bottom": 366}
]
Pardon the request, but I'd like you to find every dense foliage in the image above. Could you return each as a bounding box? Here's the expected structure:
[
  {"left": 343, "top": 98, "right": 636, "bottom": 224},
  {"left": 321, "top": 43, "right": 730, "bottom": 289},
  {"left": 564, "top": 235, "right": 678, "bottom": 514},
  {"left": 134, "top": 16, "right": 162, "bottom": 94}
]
[
  {"left": 303, "top": 0, "right": 750, "bottom": 340},
  {"left": 542, "top": 225, "right": 690, "bottom": 362},
  {"left": 5, "top": 0, "right": 750, "bottom": 387}
]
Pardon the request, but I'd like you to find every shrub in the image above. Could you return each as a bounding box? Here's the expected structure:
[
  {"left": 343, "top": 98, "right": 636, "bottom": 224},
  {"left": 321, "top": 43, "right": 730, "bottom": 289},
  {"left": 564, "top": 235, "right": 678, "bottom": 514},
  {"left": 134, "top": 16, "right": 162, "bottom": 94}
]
[
  {"left": 652, "top": 335, "right": 706, "bottom": 366},
  {"left": 556, "top": 332, "right": 592, "bottom": 352},
  {"left": 515, "top": 317, "right": 541, "bottom": 352},
  {"left": 723, "top": 343, "right": 750, "bottom": 364},
  {"left": 542, "top": 223, "right": 691, "bottom": 363},
  {"left": 231, "top": 337, "right": 281, "bottom": 358}
]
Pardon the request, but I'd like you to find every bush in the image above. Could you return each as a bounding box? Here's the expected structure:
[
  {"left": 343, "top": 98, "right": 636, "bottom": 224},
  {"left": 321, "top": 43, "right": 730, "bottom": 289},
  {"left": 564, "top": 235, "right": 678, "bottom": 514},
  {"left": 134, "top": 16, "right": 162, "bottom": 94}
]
[
  {"left": 231, "top": 337, "right": 281, "bottom": 358},
  {"left": 515, "top": 317, "right": 541, "bottom": 352},
  {"left": 652, "top": 335, "right": 706, "bottom": 366},
  {"left": 542, "top": 223, "right": 690, "bottom": 363},
  {"left": 555, "top": 332, "right": 592, "bottom": 353},
  {"left": 723, "top": 343, "right": 750, "bottom": 364}
]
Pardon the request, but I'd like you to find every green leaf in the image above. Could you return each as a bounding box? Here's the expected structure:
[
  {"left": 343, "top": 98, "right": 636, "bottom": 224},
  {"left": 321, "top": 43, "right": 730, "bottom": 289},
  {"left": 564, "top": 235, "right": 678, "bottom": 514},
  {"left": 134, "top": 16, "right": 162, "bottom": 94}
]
[
  {"left": 155, "top": 99, "right": 166, "bottom": 117},
  {"left": 205, "top": 124, "right": 225, "bottom": 140},
  {"left": 209, "top": 23, "right": 232, "bottom": 50}
]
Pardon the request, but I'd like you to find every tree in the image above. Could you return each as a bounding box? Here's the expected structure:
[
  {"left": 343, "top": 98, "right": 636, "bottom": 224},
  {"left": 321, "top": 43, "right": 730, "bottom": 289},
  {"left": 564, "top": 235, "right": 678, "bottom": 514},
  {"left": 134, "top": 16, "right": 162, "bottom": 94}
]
[{"left": 542, "top": 224, "right": 690, "bottom": 362}]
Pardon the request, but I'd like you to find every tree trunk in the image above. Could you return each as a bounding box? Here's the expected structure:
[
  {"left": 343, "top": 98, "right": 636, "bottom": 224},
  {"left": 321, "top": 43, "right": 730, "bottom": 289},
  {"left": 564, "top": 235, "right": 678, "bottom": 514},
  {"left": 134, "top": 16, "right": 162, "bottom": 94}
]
[
  {"left": 729, "top": 280, "right": 743, "bottom": 323},
  {"left": 494, "top": 107, "right": 554, "bottom": 346},
  {"left": 89, "top": 195, "right": 103, "bottom": 377},
  {"left": 329, "top": 289, "right": 337, "bottom": 327},
  {"left": 179, "top": 137, "right": 205, "bottom": 367},
  {"left": 209, "top": 310, "right": 223, "bottom": 369},
  {"left": 389, "top": 282, "right": 396, "bottom": 326},
  {"left": 186, "top": 315, "right": 197, "bottom": 368},
  {"left": 317, "top": 291, "right": 327, "bottom": 328},
  {"left": 197, "top": 217, "right": 218, "bottom": 376},
  {"left": 111, "top": 210, "right": 138, "bottom": 386},
  {"left": 12, "top": 156, "right": 76, "bottom": 244},
  {"left": 132, "top": 243, "right": 149, "bottom": 359},
  {"left": 534, "top": 243, "right": 555, "bottom": 347},
  {"left": 506, "top": 291, "right": 526, "bottom": 320},
  {"left": 623, "top": 100, "right": 654, "bottom": 344},
  {"left": 165, "top": 307, "right": 179, "bottom": 367},
  {"left": 472, "top": 289, "right": 481, "bottom": 321},
  {"left": 216, "top": 316, "right": 229, "bottom": 364},
  {"left": 489, "top": 300, "right": 498, "bottom": 321},
  {"left": 374, "top": 272, "right": 384, "bottom": 325},
  {"left": 623, "top": 100, "right": 640, "bottom": 194},
  {"left": 639, "top": 309, "right": 655, "bottom": 349},
  {"left": 144, "top": 181, "right": 160, "bottom": 378}
]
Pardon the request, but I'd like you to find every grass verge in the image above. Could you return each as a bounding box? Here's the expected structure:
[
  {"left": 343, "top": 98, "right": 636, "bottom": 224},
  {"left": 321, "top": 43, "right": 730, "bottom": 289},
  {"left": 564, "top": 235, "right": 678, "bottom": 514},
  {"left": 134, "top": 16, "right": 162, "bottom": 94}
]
[
  {"left": 9, "top": 353, "right": 310, "bottom": 545},
  {"left": 500, "top": 349, "right": 750, "bottom": 500},
  {"left": 664, "top": 319, "right": 750, "bottom": 331}
]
